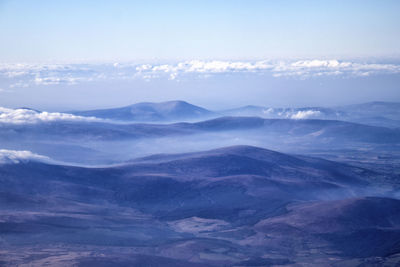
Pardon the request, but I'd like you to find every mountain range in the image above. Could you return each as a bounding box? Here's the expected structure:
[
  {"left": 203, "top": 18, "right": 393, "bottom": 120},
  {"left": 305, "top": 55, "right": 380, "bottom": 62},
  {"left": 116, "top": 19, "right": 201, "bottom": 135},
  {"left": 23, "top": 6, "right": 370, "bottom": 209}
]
[
  {"left": 1, "top": 100, "right": 399, "bottom": 266},
  {"left": 70, "top": 100, "right": 400, "bottom": 127}
]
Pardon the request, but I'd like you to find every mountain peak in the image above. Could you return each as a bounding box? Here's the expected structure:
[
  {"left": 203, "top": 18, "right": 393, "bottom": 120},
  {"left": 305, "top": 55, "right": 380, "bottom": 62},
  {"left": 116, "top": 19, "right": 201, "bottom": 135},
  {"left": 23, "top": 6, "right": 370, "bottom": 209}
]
[{"left": 73, "top": 100, "right": 214, "bottom": 122}]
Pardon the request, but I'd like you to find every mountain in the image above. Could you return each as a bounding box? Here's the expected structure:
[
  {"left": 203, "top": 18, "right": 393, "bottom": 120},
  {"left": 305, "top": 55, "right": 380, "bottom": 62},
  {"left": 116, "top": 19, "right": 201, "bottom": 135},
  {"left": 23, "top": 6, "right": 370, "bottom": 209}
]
[
  {"left": 1, "top": 145, "right": 397, "bottom": 265},
  {"left": 336, "top": 101, "right": 400, "bottom": 128},
  {"left": 0, "top": 145, "right": 375, "bottom": 214},
  {"left": 72, "top": 100, "right": 215, "bottom": 122}
]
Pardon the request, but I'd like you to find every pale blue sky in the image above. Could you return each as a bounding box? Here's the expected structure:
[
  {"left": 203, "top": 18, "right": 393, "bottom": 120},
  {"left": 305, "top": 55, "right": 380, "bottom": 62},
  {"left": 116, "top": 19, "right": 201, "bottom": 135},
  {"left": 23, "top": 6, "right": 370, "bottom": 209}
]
[
  {"left": 1, "top": 0, "right": 400, "bottom": 62},
  {"left": 1, "top": 1, "right": 400, "bottom": 109}
]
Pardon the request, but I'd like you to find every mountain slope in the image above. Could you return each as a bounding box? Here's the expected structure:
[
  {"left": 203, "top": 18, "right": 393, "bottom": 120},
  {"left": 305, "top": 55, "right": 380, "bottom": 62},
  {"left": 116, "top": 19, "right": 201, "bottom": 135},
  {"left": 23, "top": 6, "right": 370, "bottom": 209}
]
[
  {"left": 0, "top": 145, "right": 398, "bottom": 265},
  {"left": 255, "top": 197, "right": 400, "bottom": 257},
  {"left": 0, "top": 145, "right": 377, "bottom": 220},
  {"left": 0, "top": 145, "right": 378, "bottom": 221}
]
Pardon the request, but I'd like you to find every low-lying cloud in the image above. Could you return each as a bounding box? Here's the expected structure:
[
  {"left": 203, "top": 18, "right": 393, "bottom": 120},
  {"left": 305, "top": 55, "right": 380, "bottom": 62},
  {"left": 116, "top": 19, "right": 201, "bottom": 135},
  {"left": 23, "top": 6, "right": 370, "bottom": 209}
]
[
  {"left": 290, "top": 110, "right": 322, "bottom": 119},
  {"left": 2, "top": 59, "right": 400, "bottom": 88},
  {"left": 262, "top": 108, "right": 325, "bottom": 119},
  {"left": 0, "top": 149, "right": 50, "bottom": 164},
  {"left": 135, "top": 59, "right": 400, "bottom": 79},
  {"left": 0, "top": 107, "right": 101, "bottom": 124}
]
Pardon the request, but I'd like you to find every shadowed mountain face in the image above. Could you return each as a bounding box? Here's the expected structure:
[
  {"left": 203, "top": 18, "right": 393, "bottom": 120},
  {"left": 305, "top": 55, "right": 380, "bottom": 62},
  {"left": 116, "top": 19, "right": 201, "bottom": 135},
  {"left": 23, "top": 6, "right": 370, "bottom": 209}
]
[
  {"left": 1, "top": 145, "right": 399, "bottom": 266},
  {"left": 257, "top": 197, "right": 400, "bottom": 234},
  {"left": 256, "top": 197, "right": 400, "bottom": 258},
  {"left": 72, "top": 100, "right": 215, "bottom": 122}
]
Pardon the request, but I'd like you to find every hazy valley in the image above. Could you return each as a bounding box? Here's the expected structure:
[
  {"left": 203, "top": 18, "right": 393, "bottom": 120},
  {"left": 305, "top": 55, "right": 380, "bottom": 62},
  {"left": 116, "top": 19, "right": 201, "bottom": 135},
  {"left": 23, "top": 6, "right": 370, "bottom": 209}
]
[{"left": 0, "top": 100, "right": 399, "bottom": 266}]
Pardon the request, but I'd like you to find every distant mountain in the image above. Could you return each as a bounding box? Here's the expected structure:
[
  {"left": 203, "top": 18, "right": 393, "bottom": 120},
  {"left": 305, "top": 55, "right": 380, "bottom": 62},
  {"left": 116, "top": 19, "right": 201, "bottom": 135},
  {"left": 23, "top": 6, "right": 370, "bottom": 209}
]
[
  {"left": 221, "top": 105, "right": 269, "bottom": 117},
  {"left": 336, "top": 101, "right": 400, "bottom": 128},
  {"left": 338, "top": 101, "right": 400, "bottom": 117},
  {"left": 73, "top": 100, "right": 215, "bottom": 122},
  {"left": 190, "top": 117, "right": 400, "bottom": 144},
  {"left": 222, "top": 101, "right": 400, "bottom": 127},
  {"left": 0, "top": 145, "right": 397, "bottom": 265}
]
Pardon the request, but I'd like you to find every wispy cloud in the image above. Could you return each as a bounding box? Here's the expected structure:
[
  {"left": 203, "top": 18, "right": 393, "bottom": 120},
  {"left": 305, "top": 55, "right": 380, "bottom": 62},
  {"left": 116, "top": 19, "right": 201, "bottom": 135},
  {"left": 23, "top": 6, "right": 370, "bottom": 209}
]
[
  {"left": 262, "top": 107, "right": 331, "bottom": 119},
  {"left": 0, "top": 107, "right": 101, "bottom": 124},
  {"left": 0, "top": 63, "right": 99, "bottom": 88},
  {"left": 34, "top": 76, "right": 80, "bottom": 85}
]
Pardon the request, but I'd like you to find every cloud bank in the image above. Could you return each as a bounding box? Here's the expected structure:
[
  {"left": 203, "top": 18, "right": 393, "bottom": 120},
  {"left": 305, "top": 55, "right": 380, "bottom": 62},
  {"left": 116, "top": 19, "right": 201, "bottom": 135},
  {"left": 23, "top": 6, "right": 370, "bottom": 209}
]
[
  {"left": 135, "top": 59, "right": 400, "bottom": 79},
  {"left": 1, "top": 59, "right": 400, "bottom": 88},
  {"left": 0, "top": 107, "right": 101, "bottom": 124},
  {"left": 0, "top": 149, "right": 50, "bottom": 164}
]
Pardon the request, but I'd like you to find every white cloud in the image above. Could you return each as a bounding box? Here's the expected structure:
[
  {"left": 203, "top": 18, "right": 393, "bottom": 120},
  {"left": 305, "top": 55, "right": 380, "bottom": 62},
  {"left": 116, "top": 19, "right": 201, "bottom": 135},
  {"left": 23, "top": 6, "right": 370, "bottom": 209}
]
[
  {"left": 1, "top": 59, "right": 400, "bottom": 85},
  {"left": 0, "top": 107, "right": 102, "bottom": 124},
  {"left": 135, "top": 59, "right": 400, "bottom": 79},
  {"left": 291, "top": 59, "right": 347, "bottom": 68},
  {"left": 135, "top": 60, "right": 274, "bottom": 79},
  {"left": 272, "top": 60, "right": 400, "bottom": 78},
  {"left": 290, "top": 110, "right": 322, "bottom": 119},
  {"left": 34, "top": 76, "right": 79, "bottom": 85},
  {"left": 0, "top": 149, "right": 50, "bottom": 164}
]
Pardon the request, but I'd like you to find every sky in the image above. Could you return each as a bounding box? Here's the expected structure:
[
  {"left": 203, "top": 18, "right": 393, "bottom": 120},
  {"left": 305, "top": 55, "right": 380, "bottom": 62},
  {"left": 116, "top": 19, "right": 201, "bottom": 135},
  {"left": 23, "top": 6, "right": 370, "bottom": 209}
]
[
  {"left": 0, "top": 0, "right": 399, "bottom": 110},
  {"left": 1, "top": 0, "right": 400, "bottom": 62}
]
